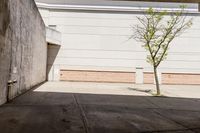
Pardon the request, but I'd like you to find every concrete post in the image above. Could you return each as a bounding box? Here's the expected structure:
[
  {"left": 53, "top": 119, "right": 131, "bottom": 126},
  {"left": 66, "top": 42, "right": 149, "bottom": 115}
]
[
  {"left": 135, "top": 67, "right": 143, "bottom": 84},
  {"left": 53, "top": 65, "right": 60, "bottom": 81},
  {"left": 47, "top": 66, "right": 53, "bottom": 81}
]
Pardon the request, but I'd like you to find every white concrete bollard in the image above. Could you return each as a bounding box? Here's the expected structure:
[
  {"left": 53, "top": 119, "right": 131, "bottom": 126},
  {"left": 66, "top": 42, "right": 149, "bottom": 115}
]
[{"left": 135, "top": 67, "right": 144, "bottom": 84}]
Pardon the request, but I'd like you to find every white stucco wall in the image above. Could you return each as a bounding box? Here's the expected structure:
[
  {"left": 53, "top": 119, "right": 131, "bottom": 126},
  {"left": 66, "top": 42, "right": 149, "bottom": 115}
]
[{"left": 37, "top": 4, "right": 200, "bottom": 82}]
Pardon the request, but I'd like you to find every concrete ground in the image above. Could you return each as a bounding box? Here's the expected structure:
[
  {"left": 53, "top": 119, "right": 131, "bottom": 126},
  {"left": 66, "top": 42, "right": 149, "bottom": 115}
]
[{"left": 0, "top": 82, "right": 200, "bottom": 133}]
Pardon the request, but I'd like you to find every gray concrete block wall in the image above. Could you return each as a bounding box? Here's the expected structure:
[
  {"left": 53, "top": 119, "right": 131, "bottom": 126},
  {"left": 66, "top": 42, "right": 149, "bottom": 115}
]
[
  {"left": 0, "top": 0, "right": 11, "bottom": 105},
  {"left": 0, "top": 0, "right": 47, "bottom": 105}
]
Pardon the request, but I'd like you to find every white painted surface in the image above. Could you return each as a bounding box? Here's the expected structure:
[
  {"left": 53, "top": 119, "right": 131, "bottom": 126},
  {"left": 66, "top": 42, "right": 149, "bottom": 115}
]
[
  {"left": 136, "top": 68, "right": 144, "bottom": 84},
  {"left": 38, "top": 4, "right": 200, "bottom": 81},
  {"left": 46, "top": 26, "right": 62, "bottom": 45},
  {"left": 35, "top": 0, "right": 198, "bottom": 12}
]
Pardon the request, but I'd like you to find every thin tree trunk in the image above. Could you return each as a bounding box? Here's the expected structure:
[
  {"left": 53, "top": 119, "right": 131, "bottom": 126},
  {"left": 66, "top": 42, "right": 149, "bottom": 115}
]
[{"left": 153, "top": 66, "right": 161, "bottom": 95}]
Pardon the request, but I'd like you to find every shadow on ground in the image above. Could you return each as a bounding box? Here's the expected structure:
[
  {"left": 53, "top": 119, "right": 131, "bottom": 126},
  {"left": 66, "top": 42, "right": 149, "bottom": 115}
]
[{"left": 0, "top": 84, "right": 200, "bottom": 133}]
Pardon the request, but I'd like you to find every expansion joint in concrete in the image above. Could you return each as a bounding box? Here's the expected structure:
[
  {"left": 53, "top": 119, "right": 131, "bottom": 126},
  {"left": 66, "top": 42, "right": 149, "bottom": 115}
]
[
  {"left": 153, "top": 110, "right": 191, "bottom": 132},
  {"left": 72, "top": 94, "right": 89, "bottom": 133}
]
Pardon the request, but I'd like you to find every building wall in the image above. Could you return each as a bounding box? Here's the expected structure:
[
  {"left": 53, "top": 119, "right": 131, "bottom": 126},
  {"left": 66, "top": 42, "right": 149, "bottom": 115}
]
[
  {"left": 0, "top": 0, "right": 46, "bottom": 105},
  {"left": 38, "top": 5, "right": 200, "bottom": 83}
]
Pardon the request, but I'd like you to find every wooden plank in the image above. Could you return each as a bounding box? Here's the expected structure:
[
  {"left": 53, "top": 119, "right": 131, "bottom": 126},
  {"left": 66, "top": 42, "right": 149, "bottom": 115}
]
[
  {"left": 162, "top": 73, "right": 200, "bottom": 85},
  {"left": 60, "top": 70, "right": 135, "bottom": 83}
]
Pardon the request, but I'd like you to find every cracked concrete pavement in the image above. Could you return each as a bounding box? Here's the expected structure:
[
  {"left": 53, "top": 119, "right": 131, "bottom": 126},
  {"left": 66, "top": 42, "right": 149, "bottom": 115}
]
[{"left": 0, "top": 82, "right": 200, "bottom": 133}]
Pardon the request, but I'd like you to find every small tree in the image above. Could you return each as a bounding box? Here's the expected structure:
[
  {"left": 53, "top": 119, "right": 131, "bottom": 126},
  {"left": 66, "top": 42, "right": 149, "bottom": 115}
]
[{"left": 132, "top": 6, "right": 192, "bottom": 95}]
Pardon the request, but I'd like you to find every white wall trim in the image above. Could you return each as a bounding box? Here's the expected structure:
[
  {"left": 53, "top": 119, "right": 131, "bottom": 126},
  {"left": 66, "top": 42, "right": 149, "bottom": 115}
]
[{"left": 36, "top": 2, "right": 199, "bottom": 13}]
